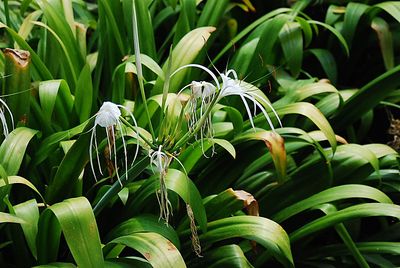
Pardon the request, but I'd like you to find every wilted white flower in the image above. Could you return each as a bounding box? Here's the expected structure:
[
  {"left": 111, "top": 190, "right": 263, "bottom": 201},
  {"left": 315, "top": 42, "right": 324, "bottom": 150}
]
[
  {"left": 0, "top": 98, "right": 14, "bottom": 137},
  {"left": 89, "top": 101, "right": 139, "bottom": 186},
  {"left": 149, "top": 145, "right": 172, "bottom": 224}
]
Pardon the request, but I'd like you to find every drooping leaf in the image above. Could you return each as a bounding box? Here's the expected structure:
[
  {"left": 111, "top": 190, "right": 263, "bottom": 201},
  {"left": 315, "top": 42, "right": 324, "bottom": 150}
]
[
  {"left": 0, "top": 127, "right": 38, "bottom": 175},
  {"left": 14, "top": 199, "right": 39, "bottom": 259},
  {"left": 38, "top": 197, "right": 104, "bottom": 267},
  {"left": 198, "top": 216, "right": 293, "bottom": 267},
  {"left": 109, "top": 232, "right": 186, "bottom": 268},
  {"left": 290, "top": 203, "right": 400, "bottom": 242}
]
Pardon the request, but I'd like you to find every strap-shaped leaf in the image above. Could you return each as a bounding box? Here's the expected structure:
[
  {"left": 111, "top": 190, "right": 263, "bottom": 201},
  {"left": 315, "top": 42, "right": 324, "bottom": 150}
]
[
  {"left": 38, "top": 197, "right": 104, "bottom": 268},
  {"left": 38, "top": 79, "right": 75, "bottom": 129},
  {"left": 106, "top": 215, "right": 180, "bottom": 248},
  {"left": 14, "top": 199, "right": 39, "bottom": 259},
  {"left": 197, "top": 216, "right": 293, "bottom": 267},
  {"left": 275, "top": 102, "right": 336, "bottom": 152},
  {"left": 290, "top": 203, "right": 400, "bottom": 242},
  {"left": 190, "top": 244, "right": 253, "bottom": 268},
  {"left": 0, "top": 212, "right": 25, "bottom": 224},
  {"left": 0, "top": 127, "right": 38, "bottom": 175},
  {"left": 110, "top": 232, "right": 186, "bottom": 268},
  {"left": 273, "top": 184, "right": 392, "bottom": 222},
  {"left": 152, "top": 27, "right": 216, "bottom": 95},
  {"left": 126, "top": 169, "right": 207, "bottom": 232}
]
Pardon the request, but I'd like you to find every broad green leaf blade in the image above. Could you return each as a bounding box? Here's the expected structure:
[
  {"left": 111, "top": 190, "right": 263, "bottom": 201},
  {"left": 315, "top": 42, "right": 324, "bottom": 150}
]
[
  {"left": 334, "top": 144, "right": 381, "bottom": 175},
  {"left": 308, "top": 20, "right": 349, "bottom": 56},
  {"left": 231, "top": 15, "right": 287, "bottom": 78},
  {"left": 279, "top": 21, "right": 303, "bottom": 77},
  {"left": 214, "top": 8, "right": 291, "bottom": 64},
  {"left": 213, "top": 139, "right": 236, "bottom": 159},
  {"left": 364, "top": 143, "right": 398, "bottom": 158},
  {"left": 126, "top": 169, "right": 207, "bottom": 233},
  {"left": 104, "top": 258, "right": 151, "bottom": 268},
  {"left": 308, "top": 49, "right": 337, "bottom": 83},
  {"left": 0, "top": 212, "right": 25, "bottom": 224},
  {"left": 106, "top": 215, "right": 180, "bottom": 248},
  {"left": 0, "top": 127, "right": 38, "bottom": 175},
  {"left": 110, "top": 232, "right": 186, "bottom": 268},
  {"left": 38, "top": 79, "right": 75, "bottom": 129},
  {"left": 16, "top": 10, "right": 43, "bottom": 44},
  {"left": 275, "top": 102, "right": 337, "bottom": 152},
  {"left": 152, "top": 27, "right": 216, "bottom": 95},
  {"left": 190, "top": 244, "right": 253, "bottom": 268},
  {"left": 47, "top": 197, "right": 104, "bottom": 268},
  {"left": 341, "top": 2, "right": 369, "bottom": 48},
  {"left": 197, "top": 0, "right": 229, "bottom": 27},
  {"left": 273, "top": 184, "right": 392, "bottom": 222},
  {"left": 14, "top": 199, "right": 39, "bottom": 259},
  {"left": 31, "top": 21, "right": 78, "bottom": 85},
  {"left": 203, "top": 188, "right": 259, "bottom": 222},
  {"left": 198, "top": 216, "right": 293, "bottom": 267},
  {"left": 173, "top": 139, "right": 235, "bottom": 173},
  {"left": 34, "top": 121, "right": 88, "bottom": 166},
  {"left": 233, "top": 130, "right": 287, "bottom": 184},
  {"left": 290, "top": 203, "right": 400, "bottom": 242},
  {"left": 375, "top": 2, "right": 400, "bottom": 23},
  {"left": 45, "top": 123, "right": 92, "bottom": 203},
  {"left": 0, "top": 176, "right": 44, "bottom": 201},
  {"left": 166, "top": 169, "right": 207, "bottom": 232},
  {"left": 371, "top": 17, "right": 394, "bottom": 70},
  {"left": 74, "top": 64, "right": 93, "bottom": 123}
]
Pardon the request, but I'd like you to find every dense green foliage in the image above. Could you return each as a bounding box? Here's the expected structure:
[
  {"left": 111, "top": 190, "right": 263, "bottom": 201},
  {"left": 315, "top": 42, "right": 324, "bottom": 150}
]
[{"left": 0, "top": 0, "right": 400, "bottom": 267}]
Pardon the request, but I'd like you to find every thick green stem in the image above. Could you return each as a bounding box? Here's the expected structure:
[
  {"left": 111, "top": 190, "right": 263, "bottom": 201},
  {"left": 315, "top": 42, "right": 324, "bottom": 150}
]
[
  {"left": 132, "top": 0, "right": 155, "bottom": 140},
  {"left": 3, "top": 49, "right": 31, "bottom": 127}
]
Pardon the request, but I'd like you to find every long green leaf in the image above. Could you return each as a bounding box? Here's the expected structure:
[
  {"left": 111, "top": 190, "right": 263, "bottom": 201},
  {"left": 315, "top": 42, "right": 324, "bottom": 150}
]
[
  {"left": 74, "top": 64, "right": 93, "bottom": 123},
  {"left": 0, "top": 176, "right": 44, "bottom": 202},
  {"left": 198, "top": 216, "right": 293, "bottom": 267},
  {"left": 110, "top": 232, "right": 186, "bottom": 268},
  {"left": 14, "top": 199, "right": 39, "bottom": 259},
  {"left": 0, "top": 127, "right": 38, "bottom": 175},
  {"left": 190, "top": 244, "right": 253, "bottom": 268},
  {"left": 45, "top": 124, "right": 92, "bottom": 203},
  {"left": 371, "top": 17, "right": 394, "bottom": 70},
  {"left": 273, "top": 184, "right": 392, "bottom": 222},
  {"left": 290, "top": 203, "right": 400, "bottom": 242},
  {"left": 45, "top": 197, "right": 104, "bottom": 268},
  {"left": 152, "top": 27, "right": 216, "bottom": 95},
  {"left": 106, "top": 215, "right": 180, "bottom": 248},
  {"left": 0, "top": 212, "right": 25, "bottom": 224},
  {"left": 275, "top": 102, "right": 337, "bottom": 152},
  {"left": 279, "top": 21, "right": 303, "bottom": 77}
]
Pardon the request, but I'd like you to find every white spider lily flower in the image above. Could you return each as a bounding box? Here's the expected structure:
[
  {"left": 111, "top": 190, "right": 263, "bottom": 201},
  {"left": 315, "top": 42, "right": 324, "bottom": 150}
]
[
  {"left": 175, "top": 64, "right": 281, "bottom": 156},
  {"left": 218, "top": 69, "right": 282, "bottom": 131},
  {"left": 89, "top": 102, "right": 139, "bottom": 186},
  {"left": 0, "top": 98, "right": 14, "bottom": 137}
]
